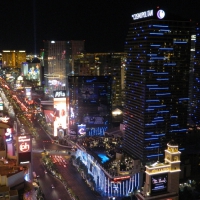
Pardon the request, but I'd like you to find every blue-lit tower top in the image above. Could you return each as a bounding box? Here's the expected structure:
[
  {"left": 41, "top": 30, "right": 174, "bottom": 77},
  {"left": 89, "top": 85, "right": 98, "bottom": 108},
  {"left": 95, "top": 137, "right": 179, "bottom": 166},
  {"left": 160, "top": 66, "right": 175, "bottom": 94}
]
[{"left": 123, "top": 7, "right": 196, "bottom": 164}]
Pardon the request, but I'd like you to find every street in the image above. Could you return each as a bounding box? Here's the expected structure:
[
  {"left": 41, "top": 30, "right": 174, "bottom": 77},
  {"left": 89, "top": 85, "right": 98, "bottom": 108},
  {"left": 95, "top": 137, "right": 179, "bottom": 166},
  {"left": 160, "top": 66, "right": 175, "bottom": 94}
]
[{"left": 32, "top": 123, "right": 107, "bottom": 200}]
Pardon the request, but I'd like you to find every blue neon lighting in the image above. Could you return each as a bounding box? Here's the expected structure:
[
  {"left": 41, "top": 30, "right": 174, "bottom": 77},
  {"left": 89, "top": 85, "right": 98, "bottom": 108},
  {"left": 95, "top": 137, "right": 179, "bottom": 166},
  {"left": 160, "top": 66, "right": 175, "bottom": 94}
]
[
  {"left": 146, "top": 109, "right": 154, "bottom": 111},
  {"left": 159, "top": 48, "right": 173, "bottom": 50},
  {"left": 150, "top": 33, "right": 164, "bottom": 35},
  {"left": 145, "top": 132, "right": 154, "bottom": 135},
  {"left": 145, "top": 123, "right": 156, "bottom": 126},
  {"left": 145, "top": 138, "right": 158, "bottom": 140},
  {"left": 156, "top": 93, "right": 171, "bottom": 95},
  {"left": 163, "top": 63, "right": 176, "bottom": 66},
  {"left": 149, "top": 105, "right": 166, "bottom": 108},
  {"left": 150, "top": 44, "right": 161, "bottom": 46},
  {"left": 170, "top": 116, "right": 178, "bottom": 118},
  {"left": 147, "top": 154, "right": 163, "bottom": 158},
  {"left": 152, "top": 25, "right": 169, "bottom": 27},
  {"left": 146, "top": 70, "right": 155, "bottom": 71},
  {"left": 156, "top": 78, "right": 169, "bottom": 80},
  {"left": 152, "top": 120, "right": 165, "bottom": 122},
  {"left": 170, "top": 124, "right": 179, "bottom": 126},
  {"left": 154, "top": 117, "right": 163, "bottom": 119},
  {"left": 151, "top": 143, "right": 160, "bottom": 145},
  {"left": 147, "top": 54, "right": 157, "bottom": 56},
  {"left": 179, "top": 98, "right": 189, "bottom": 100},
  {"left": 148, "top": 60, "right": 155, "bottom": 62},
  {"left": 179, "top": 148, "right": 185, "bottom": 151},
  {"left": 173, "top": 41, "right": 187, "bottom": 43},
  {"left": 159, "top": 30, "right": 170, "bottom": 32},
  {"left": 146, "top": 85, "right": 158, "bottom": 87},
  {"left": 157, "top": 111, "right": 169, "bottom": 113},
  {"left": 146, "top": 146, "right": 159, "bottom": 149},
  {"left": 170, "top": 129, "right": 187, "bottom": 132},
  {"left": 152, "top": 134, "right": 165, "bottom": 136}
]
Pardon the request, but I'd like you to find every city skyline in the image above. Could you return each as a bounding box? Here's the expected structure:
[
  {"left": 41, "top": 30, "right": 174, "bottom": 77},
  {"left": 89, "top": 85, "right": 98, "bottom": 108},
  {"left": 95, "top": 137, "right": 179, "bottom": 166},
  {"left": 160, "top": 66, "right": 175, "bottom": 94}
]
[{"left": 0, "top": 0, "right": 200, "bottom": 53}]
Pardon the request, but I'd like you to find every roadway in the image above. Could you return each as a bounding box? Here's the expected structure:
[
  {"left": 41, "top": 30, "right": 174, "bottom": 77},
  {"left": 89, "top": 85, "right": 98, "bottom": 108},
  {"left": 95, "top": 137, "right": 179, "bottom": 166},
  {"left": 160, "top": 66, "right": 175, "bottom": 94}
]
[
  {"left": 32, "top": 153, "right": 71, "bottom": 200},
  {"left": 31, "top": 121, "right": 108, "bottom": 200}
]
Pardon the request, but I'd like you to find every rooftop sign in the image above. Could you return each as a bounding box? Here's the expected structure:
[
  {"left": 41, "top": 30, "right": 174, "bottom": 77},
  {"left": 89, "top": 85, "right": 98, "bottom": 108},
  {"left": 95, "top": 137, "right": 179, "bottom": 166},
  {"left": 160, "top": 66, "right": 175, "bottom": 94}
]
[
  {"left": 157, "top": 10, "right": 165, "bottom": 19},
  {"left": 132, "top": 10, "right": 153, "bottom": 20},
  {"left": 132, "top": 9, "right": 165, "bottom": 20}
]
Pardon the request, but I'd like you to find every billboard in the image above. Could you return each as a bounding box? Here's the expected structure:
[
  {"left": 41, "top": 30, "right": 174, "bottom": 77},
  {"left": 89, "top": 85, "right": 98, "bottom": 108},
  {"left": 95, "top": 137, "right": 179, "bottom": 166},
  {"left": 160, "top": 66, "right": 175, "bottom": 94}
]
[
  {"left": 5, "top": 128, "right": 13, "bottom": 142},
  {"left": 151, "top": 173, "right": 168, "bottom": 194},
  {"left": 18, "top": 135, "right": 31, "bottom": 153},
  {"left": 25, "top": 87, "right": 32, "bottom": 100},
  {"left": 77, "top": 124, "right": 86, "bottom": 137},
  {"left": 17, "top": 135, "right": 32, "bottom": 164},
  {"left": 53, "top": 90, "right": 67, "bottom": 137},
  {"left": 22, "top": 63, "right": 41, "bottom": 85}
]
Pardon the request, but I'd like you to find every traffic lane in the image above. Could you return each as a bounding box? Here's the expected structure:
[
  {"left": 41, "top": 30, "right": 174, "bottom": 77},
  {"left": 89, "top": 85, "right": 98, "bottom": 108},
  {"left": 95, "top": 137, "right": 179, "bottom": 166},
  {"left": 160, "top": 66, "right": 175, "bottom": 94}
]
[
  {"left": 32, "top": 123, "right": 70, "bottom": 151},
  {"left": 32, "top": 153, "right": 71, "bottom": 200},
  {"left": 56, "top": 160, "right": 99, "bottom": 200}
]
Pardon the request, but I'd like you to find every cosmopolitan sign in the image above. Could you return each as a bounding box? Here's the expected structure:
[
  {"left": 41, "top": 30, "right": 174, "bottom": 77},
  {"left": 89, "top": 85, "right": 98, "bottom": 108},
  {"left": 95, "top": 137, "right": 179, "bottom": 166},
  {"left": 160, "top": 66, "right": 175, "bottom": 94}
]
[{"left": 132, "top": 9, "right": 153, "bottom": 20}]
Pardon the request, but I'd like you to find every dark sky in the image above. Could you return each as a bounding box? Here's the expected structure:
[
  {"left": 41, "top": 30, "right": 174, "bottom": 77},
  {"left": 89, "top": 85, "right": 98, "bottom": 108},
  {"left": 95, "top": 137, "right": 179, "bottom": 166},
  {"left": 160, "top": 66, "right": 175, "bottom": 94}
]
[{"left": 0, "top": 0, "right": 200, "bottom": 54}]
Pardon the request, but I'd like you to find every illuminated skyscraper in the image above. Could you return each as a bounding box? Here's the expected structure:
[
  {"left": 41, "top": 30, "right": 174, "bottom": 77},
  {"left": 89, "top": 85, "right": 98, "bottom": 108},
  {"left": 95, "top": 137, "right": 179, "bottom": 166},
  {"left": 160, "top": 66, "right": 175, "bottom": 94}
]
[
  {"left": 73, "top": 52, "right": 126, "bottom": 107},
  {"left": 43, "top": 40, "right": 84, "bottom": 96},
  {"left": 123, "top": 8, "right": 197, "bottom": 164},
  {"left": 68, "top": 76, "right": 112, "bottom": 136},
  {"left": 2, "top": 50, "right": 26, "bottom": 68}
]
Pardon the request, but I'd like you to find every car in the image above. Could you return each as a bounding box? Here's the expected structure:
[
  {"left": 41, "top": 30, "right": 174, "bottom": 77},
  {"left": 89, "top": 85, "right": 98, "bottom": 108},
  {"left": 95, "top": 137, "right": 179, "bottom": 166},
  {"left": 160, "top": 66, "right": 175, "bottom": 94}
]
[{"left": 51, "top": 184, "right": 55, "bottom": 189}]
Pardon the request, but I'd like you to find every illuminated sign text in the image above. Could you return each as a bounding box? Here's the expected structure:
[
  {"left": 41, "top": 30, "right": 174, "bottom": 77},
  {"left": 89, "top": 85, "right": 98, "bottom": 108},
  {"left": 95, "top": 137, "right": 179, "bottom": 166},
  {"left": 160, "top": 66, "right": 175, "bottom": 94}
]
[
  {"left": 132, "top": 10, "right": 153, "bottom": 20},
  {"left": 54, "top": 90, "right": 66, "bottom": 98}
]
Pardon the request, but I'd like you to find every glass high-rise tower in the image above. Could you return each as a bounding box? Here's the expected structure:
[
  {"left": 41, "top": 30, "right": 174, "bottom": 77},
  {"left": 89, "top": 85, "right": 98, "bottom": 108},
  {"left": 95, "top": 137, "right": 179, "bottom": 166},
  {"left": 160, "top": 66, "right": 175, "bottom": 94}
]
[
  {"left": 43, "top": 40, "right": 85, "bottom": 96},
  {"left": 123, "top": 8, "right": 197, "bottom": 164}
]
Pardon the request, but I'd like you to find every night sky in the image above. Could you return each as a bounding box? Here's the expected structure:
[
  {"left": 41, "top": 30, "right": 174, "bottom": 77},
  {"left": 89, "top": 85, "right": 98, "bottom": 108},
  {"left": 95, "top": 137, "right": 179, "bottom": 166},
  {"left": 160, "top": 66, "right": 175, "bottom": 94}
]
[{"left": 0, "top": 0, "right": 200, "bottom": 54}]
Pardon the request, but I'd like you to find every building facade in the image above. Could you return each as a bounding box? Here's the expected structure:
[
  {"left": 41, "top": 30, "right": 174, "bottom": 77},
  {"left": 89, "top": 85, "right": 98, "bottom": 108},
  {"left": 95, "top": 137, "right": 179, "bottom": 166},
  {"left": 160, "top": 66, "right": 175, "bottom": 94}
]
[
  {"left": 123, "top": 8, "right": 196, "bottom": 164},
  {"left": 2, "top": 50, "right": 26, "bottom": 68},
  {"left": 74, "top": 52, "right": 126, "bottom": 107},
  {"left": 68, "top": 76, "right": 112, "bottom": 136},
  {"left": 43, "top": 40, "right": 85, "bottom": 96}
]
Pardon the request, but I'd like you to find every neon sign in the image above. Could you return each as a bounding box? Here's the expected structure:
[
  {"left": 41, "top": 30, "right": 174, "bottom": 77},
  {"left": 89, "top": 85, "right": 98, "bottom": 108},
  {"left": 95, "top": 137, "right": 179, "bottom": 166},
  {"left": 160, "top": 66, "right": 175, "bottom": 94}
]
[
  {"left": 0, "top": 116, "right": 10, "bottom": 123},
  {"left": 53, "top": 90, "right": 66, "bottom": 98},
  {"left": 113, "top": 176, "right": 130, "bottom": 182},
  {"left": 19, "top": 142, "right": 30, "bottom": 152},
  {"left": 5, "top": 128, "right": 13, "bottom": 142},
  {"left": 157, "top": 10, "right": 165, "bottom": 19},
  {"left": 132, "top": 10, "right": 153, "bottom": 20},
  {"left": 18, "top": 135, "right": 31, "bottom": 153}
]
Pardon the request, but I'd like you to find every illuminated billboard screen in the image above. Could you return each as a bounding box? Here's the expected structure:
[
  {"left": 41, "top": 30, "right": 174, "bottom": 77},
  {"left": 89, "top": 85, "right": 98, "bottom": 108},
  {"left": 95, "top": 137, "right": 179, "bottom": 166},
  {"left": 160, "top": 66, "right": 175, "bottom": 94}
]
[
  {"left": 18, "top": 135, "right": 31, "bottom": 153},
  {"left": 151, "top": 173, "right": 168, "bottom": 194},
  {"left": 25, "top": 87, "right": 32, "bottom": 99},
  {"left": 53, "top": 90, "right": 67, "bottom": 137},
  {"left": 68, "top": 76, "right": 112, "bottom": 137},
  {"left": 77, "top": 124, "right": 86, "bottom": 137},
  {"left": 5, "top": 128, "right": 13, "bottom": 142},
  {"left": 22, "top": 63, "right": 41, "bottom": 86},
  {"left": 18, "top": 135, "right": 32, "bottom": 164}
]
